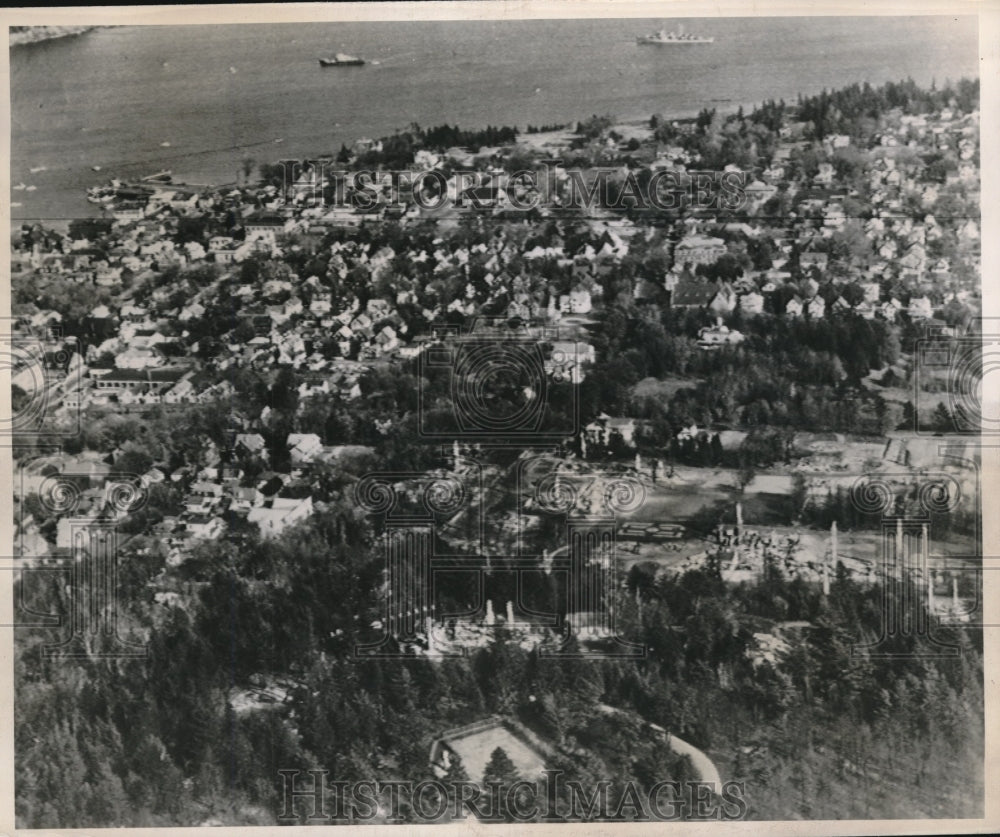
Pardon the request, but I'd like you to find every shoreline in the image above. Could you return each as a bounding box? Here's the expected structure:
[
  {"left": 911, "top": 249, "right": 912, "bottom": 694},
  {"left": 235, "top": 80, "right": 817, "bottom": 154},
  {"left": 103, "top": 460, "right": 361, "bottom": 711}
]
[{"left": 9, "top": 26, "right": 99, "bottom": 48}]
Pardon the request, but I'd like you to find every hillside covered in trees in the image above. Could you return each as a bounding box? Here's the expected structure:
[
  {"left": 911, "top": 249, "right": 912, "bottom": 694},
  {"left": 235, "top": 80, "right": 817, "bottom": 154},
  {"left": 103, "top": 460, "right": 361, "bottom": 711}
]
[{"left": 15, "top": 505, "right": 983, "bottom": 825}]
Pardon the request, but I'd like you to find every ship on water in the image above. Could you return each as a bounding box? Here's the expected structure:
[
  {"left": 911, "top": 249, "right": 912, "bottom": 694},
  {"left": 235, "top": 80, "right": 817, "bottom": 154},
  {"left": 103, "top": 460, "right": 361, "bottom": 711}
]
[
  {"left": 637, "top": 23, "right": 714, "bottom": 45},
  {"left": 318, "top": 53, "right": 365, "bottom": 67}
]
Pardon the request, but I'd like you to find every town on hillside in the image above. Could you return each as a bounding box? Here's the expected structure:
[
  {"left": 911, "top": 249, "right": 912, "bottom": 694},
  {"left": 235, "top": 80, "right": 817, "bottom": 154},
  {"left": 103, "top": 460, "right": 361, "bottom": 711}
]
[{"left": 11, "top": 76, "right": 985, "bottom": 826}]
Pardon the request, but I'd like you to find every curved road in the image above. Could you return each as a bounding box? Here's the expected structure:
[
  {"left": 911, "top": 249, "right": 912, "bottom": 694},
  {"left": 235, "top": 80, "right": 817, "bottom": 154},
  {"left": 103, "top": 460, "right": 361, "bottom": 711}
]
[{"left": 597, "top": 703, "right": 721, "bottom": 793}]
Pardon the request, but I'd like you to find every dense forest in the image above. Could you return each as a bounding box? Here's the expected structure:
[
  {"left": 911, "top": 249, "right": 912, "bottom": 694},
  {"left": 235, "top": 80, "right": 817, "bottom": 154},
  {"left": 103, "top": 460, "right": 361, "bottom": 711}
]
[{"left": 15, "top": 498, "right": 984, "bottom": 825}]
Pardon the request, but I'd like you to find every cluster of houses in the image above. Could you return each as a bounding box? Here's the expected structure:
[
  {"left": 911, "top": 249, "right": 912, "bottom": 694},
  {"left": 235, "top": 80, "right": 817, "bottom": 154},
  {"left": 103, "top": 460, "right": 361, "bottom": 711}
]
[
  {"left": 9, "top": 97, "right": 980, "bottom": 567},
  {"left": 13, "top": 431, "right": 339, "bottom": 564}
]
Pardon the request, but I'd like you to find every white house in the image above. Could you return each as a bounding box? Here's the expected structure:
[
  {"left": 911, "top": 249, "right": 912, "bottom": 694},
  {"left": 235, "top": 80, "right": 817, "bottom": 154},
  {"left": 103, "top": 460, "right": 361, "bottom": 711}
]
[
  {"left": 115, "top": 346, "right": 163, "bottom": 370},
  {"left": 697, "top": 323, "right": 745, "bottom": 349},
  {"left": 244, "top": 213, "right": 291, "bottom": 243},
  {"left": 806, "top": 296, "right": 826, "bottom": 319},
  {"left": 739, "top": 291, "right": 764, "bottom": 315},
  {"left": 287, "top": 433, "right": 323, "bottom": 464},
  {"left": 248, "top": 496, "right": 314, "bottom": 538},
  {"left": 584, "top": 414, "right": 638, "bottom": 448},
  {"left": 908, "top": 296, "right": 933, "bottom": 320},
  {"left": 558, "top": 286, "right": 593, "bottom": 315}
]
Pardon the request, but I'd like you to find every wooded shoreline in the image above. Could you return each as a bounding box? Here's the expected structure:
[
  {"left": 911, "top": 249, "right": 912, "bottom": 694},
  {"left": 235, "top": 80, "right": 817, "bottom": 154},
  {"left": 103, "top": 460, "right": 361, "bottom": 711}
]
[{"left": 9, "top": 25, "right": 99, "bottom": 47}]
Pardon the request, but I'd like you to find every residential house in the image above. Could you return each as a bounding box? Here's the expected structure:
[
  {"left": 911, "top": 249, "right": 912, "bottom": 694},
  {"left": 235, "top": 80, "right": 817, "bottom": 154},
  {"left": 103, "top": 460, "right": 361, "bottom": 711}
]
[
  {"left": 584, "top": 414, "right": 637, "bottom": 449},
  {"left": 184, "top": 514, "right": 226, "bottom": 540},
  {"left": 670, "top": 277, "right": 718, "bottom": 309},
  {"left": 880, "top": 299, "right": 902, "bottom": 322},
  {"left": 740, "top": 291, "right": 765, "bottom": 315},
  {"left": 244, "top": 212, "right": 292, "bottom": 243},
  {"left": 163, "top": 375, "right": 197, "bottom": 404},
  {"left": 248, "top": 496, "right": 314, "bottom": 538},
  {"left": 708, "top": 283, "right": 738, "bottom": 317},
  {"left": 230, "top": 486, "right": 265, "bottom": 514},
  {"left": 673, "top": 235, "right": 726, "bottom": 267},
  {"left": 179, "top": 301, "right": 206, "bottom": 322},
  {"left": 558, "top": 286, "right": 593, "bottom": 315},
  {"left": 92, "top": 367, "right": 188, "bottom": 397},
  {"left": 287, "top": 433, "right": 323, "bottom": 464},
  {"left": 813, "top": 162, "right": 835, "bottom": 186},
  {"left": 235, "top": 433, "right": 267, "bottom": 460},
  {"left": 861, "top": 282, "right": 881, "bottom": 304},
  {"left": 697, "top": 323, "right": 745, "bottom": 349},
  {"left": 115, "top": 346, "right": 164, "bottom": 369},
  {"left": 806, "top": 295, "right": 826, "bottom": 319},
  {"left": 908, "top": 296, "right": 934, "bottom": 320}
]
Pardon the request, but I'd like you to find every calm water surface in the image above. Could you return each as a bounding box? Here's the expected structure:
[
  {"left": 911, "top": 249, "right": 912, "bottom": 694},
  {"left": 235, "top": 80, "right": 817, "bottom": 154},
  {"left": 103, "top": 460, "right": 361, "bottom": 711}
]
[{"left": 10, "top": 16, "right": 978, "bottom": 220}]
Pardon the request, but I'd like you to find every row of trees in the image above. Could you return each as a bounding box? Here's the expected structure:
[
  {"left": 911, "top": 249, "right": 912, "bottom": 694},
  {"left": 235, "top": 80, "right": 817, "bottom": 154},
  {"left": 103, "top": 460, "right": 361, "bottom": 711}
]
[{"left": 792, "top": 78, "right": 980, "bottom": 141}]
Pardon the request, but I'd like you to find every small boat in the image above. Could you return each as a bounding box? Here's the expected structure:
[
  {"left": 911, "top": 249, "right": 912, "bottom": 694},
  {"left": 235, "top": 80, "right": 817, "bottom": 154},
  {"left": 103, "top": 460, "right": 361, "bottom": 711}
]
[
  {"left": 29, "top": 165, "right": 47, "bottom": 173},
  {"left": 141, "top": 169, "right": 172, "bottom": 183},
  {"left": 638, "top": 24, "right": 714, "bottom": 44},
  {"left": 25, "top": 185, "right": 37, "bottom": 192},
  {"left": 319, "top": 53, "right": 365, "bottom": 67},
  {"left": 11, "top": 202, "right": 22, "bottom": 208},
  {"left": 229, "top": 66, "right": 238, "bottom": 74},
  {"left": 92, "top": 165, "right": 102, "bottom": 172},
  {"left": 13, "top": 182, "right": 26, "bottom": 191},
  {"left": 160, "top": 141, "right": 171, "bottom": 147},
  {"left": 274, "top": 138, "right": 284, "bottom": 143}
]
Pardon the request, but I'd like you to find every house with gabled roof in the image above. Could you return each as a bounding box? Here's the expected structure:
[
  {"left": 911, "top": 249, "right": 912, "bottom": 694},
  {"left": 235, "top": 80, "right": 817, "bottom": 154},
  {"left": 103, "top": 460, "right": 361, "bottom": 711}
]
[
  {"left": 248, "top": 496, "right": 314, "bottom": 539},
  {"left": 287, "top": 433, "right": 323, "bottom": 464},
  {"left": 740, "top": 291, "right": 764, "bottom": 315},
  {"left": 670, "top": 277, "right": 718, "bottom": 309},
  {"left": 235, "top": 433, "right": 267, "bottom": 459},
  {"left": 673, "top": 234, "right": 726, "bottom": 267},
  {"left": 708, "top": 283, "right": 738, "bottom": 317}
]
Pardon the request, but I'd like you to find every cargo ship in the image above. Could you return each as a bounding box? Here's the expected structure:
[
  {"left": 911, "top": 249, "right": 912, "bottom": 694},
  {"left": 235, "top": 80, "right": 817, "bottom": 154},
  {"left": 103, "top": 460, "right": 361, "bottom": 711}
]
[
  {"left": 637, "top": 24, "right": 714, "bottom": 45},
  {"left": 319, "top": 53, "right": 365, "bottom": 67}
]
